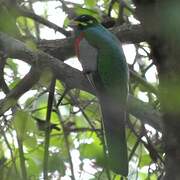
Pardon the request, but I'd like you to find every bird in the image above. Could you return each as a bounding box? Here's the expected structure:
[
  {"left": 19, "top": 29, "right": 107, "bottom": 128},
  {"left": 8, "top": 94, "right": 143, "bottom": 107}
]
[{"left": 72, "top": 14, "right": 129, "bottom": 176}]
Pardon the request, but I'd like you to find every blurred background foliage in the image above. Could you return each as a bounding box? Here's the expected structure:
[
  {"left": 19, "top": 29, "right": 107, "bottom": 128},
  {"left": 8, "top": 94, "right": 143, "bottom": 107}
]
[{"left": 0, "top": 0, "right": 163, "bottom": 179}]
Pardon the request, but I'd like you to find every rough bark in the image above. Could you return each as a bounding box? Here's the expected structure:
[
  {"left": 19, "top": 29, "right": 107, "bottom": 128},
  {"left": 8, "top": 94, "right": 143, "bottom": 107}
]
[{"left": 133, "top": 0, "right": 180, "bottom": 179}]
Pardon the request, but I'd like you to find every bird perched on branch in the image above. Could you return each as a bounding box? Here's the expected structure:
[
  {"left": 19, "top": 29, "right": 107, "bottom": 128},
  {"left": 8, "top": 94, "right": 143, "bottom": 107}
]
[{"left": 71, "top": 14, "right": 129, "bottom": 176}]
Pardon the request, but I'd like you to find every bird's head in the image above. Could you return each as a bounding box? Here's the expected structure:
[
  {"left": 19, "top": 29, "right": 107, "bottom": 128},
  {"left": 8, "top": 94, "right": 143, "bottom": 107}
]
[{"left": 71, "top": 14, "right": 98, "bottom": 30}]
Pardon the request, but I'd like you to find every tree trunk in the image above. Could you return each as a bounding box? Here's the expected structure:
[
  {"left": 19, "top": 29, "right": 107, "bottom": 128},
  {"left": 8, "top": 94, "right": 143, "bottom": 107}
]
[{"left": 133, "top": 0, "right": 180, "bottom": 179}]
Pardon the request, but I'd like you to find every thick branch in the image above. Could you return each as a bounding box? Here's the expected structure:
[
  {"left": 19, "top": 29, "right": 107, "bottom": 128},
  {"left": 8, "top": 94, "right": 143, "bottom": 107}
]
[
  {"left": 0, "top": 66, "right": 40, "bottom": 115},
  {"left": 0, "top": 55, "right": 9, "bottom": 94},
  {"left": 38, "top": 24, "right": 146, "bottom": 60}
]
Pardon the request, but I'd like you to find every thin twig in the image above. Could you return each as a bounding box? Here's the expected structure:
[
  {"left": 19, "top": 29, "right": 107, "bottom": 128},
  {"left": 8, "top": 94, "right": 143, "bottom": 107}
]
[
  {"left": 0, "top": 54, "right": 9, "bottom": 94},
  {"left": 16, "top": 136, "right": 27, "bottom": 180},
  {"left": 127, "top": 119, "right": 164, "bottom": 164},
  {"left": 59, "top": 0, "right": 75, "bottom": 18},
  {"left": 54, "top": 99, "right": 75, "bottom": 180},
  {"left": 43, "top": 77, "right": 56, "bottom": 180},
  {"left": 18, "top": 6, "right": 71, "bottom": 37},
  {"left": 128, "top": 131, "right": 143, "bottom": 161},
  {"left": 28, "top": 1, "right": 40, "bottom": 40},
  {"left": 68, "top": 91, "right": 98, "bottom": 133},
  {"left": 56, "top": 87, "right": 69, "bottom": 107},
  {"left": 130, "top": 69, "right": 158, "bottom": 96},
  {"left": 1, "top": 129, "right": 18, "bottom": 174}
]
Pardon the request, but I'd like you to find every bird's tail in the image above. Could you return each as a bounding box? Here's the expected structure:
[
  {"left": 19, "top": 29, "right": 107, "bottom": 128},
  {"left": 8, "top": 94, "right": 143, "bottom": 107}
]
[{"left": 100, "top": 98, "right": 128, "bottom": 176}]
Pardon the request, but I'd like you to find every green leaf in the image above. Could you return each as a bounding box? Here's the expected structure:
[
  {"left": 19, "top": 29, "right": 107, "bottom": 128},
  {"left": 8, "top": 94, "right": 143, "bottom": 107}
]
[
  {"left": 17, "top": 17, "right": 35, "bottom": 31},
  {"left": 124, "top": 8, "right": 133, "bottom": 17},
  {"left": 26, "top": 148, "right": 44, "bottom": 175},
  {"left": 1, "top": 98, "right": 17, "bottom": 114},
  {"left": 126, "top": 128, "right": 137, "bottom": 148},
  {"left": 50, "top": 135, "right": 63, "bottom": 147},
  {"left": 0, "top": 6, "right": 20, "bottom": 37},
  {"left": 79, "top": 90, "right": 95, "bottom": 100},
  {"left": 29, "top": 147, "right": 44, "bottom": 165},
  {"left": 7, "top": 59, "right": 18, "bottom": 76},
  {"left": 149, "top": 174, "right": 158, "bottom": 180},
  {"left": 56, "top": 80, "right": 65, "bottom": 92},
  {"left": 139, "top": 154, "right": 151, "bottom": 167},
  {"left": 0, "top": 143, "right": 4, "bottom": 158},
  {"left": 13, "top": 110, "right": 28, "bottom": 140},
  {"left": 13, "top": 110, "right": 36, "bottom": 141},
  {"left": 63, "top": 16, "right": 70, "bottom": 28},
  {"left": 9, "top": 78, "right": 21, "bottom": 89},
  {"left": 74, "top": 6, "right": 100, "bottom": 20},
  {"left": 25, "top": 39, "right": 37, "bottom": 50},
  {"left": 24, "top": 96, "right": 36, "bottom": 108},
  {"left": 24, "top": 135, "right": 37, "bottom": 149},
  {"left": 138, "top": 172, "right": 148, "bottom": 180},
  {"left": 79, "top": 133, "right": 105, "bottom": 167},
  {"left": 49, "top": 153, "right": 66, "bottom": 175},
  {"left": 39, "top": 68, "right": 53, "bottom": 88},
  {"left": 27, "top": 157, "right": 40, "bottom": 177},
  {"left": 33, "top": 94, "right": 48, "bottom": 118},
  {"left": 80, "top": 143, "right": 105, "bottom": 166},
  {"left": 84, "top": 0, "right": 96, "bottom": 8},
  {"left": 50, "top": 111, "right": 60, "bottom": 124},
  {"left": 74, "top": 115, "right": 89, "bottom": 128}
]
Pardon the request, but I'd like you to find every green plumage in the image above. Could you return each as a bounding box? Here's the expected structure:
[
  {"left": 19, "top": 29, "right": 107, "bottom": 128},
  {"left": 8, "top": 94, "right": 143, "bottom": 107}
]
[
  {"left": 73, "top": 15, "right": 129, "bottom": 176},
  {"left": 84, "top": 25, "right": 129, "bottom": 101}
]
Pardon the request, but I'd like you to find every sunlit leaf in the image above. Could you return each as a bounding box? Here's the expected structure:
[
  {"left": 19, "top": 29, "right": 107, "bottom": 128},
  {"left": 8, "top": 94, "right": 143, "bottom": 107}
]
[
  {"left": 17, "top": 17, "right": 35, "bottom": 31},
  {"left": 0, "top": 6, "right": 20, "bottom": 37},
  {"left": 74, "top": 6, "right": 100, "bottom": 21},
  {"left": 139, "top": 154, "right": 151, "bottom": 167},
  {"left": 8, "top": 76, "right": 21, "bottom": 89},
  {"left": 84, "top": 0, "right": 96, "bottom": 8},
  {"left": 49, "top": 153, "right": 66, "bottom": 175},
  {"left": 63, "top": 16, "right": 70, "bottom": 28},
  {"left": 25, "top": 39, "right": 37, "bottom": 50},
  {"left": 24, "top": 135, "right": 37, "bottom": 149},
  {"left": 27, "top": 157, "right": 41, "bottom": 177},
  {"left": 79, "top": 132, "right": 105, "bottom": 167},
  {"left": 13, "top": 110, "right": 36, "bottom": 141},
  {"left": 6, "top": 59, "right": 18, "bottom": 76}
]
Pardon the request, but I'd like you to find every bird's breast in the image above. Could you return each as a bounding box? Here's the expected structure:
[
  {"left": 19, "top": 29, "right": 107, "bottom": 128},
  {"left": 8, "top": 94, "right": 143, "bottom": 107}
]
[{"left": 75, "top": 34, "right": 98, "bottom": 73}]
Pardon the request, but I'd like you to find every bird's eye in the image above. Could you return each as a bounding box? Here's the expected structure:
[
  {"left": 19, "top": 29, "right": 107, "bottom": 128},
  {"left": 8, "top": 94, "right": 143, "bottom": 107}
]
[{"left": 81, "top": 15, "right": 88, "bottom": 21}]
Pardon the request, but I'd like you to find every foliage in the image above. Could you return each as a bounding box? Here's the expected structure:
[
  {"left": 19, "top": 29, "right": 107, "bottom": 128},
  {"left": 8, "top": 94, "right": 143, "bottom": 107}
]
[{"left": 0, "top": 0, "right": 164, "bottom": 179}]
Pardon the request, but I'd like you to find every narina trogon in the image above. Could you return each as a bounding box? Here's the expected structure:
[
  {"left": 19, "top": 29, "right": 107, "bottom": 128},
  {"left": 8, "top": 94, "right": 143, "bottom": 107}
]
[{"left": 72, "top": 14, "right": 129, "bottom": 176}]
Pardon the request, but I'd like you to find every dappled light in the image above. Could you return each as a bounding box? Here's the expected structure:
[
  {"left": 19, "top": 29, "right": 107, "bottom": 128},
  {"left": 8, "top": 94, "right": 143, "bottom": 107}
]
[{"left": 0, "top": 0, "right": 179, "bottom": 179}]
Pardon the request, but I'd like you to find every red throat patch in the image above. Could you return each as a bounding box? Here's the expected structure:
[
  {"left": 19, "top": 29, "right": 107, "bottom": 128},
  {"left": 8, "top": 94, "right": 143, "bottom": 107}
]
[{"left": 75, "top": 32, "right": 84, "bottom": 59}]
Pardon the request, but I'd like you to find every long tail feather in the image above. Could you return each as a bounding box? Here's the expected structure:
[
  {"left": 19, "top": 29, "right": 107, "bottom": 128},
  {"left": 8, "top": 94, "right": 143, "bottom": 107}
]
[{"left": 100, "top": 97, "right": 128, "bottom": 176}]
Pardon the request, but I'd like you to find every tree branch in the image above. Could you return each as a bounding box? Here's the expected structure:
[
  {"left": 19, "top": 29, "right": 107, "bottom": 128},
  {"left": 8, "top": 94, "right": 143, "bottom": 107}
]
[
  {"left": 38, "top": 24, "right": 146, "bottom": 60},
  {"left": 43, "top": 77, "right": 56, "bottom": 180},
  {"left": 18, "top": 6, "right": 71, "bottom": 37},
  {"left": 0, "top": 66, "right": 40, "bottom": 116},
  {"left": 130, "top": 69, "right": 158, "bottom": 96}
]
